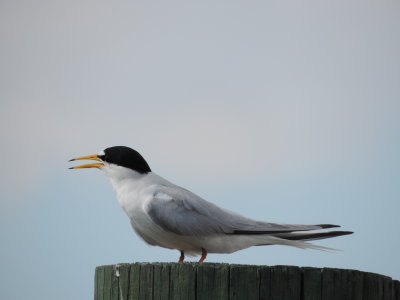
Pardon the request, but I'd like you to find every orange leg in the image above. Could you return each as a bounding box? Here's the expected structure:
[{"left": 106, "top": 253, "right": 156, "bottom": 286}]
[
  {"left": 178, "top": 250, "right": 185, "bottom": 262},
  {"left": 198, "top": 248, "right": 207, "bottom": 263}
]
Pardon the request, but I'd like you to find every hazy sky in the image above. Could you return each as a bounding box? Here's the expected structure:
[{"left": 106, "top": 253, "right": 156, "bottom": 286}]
[{"left": 1, "top": 0, "right": 399, "bottom": 299}]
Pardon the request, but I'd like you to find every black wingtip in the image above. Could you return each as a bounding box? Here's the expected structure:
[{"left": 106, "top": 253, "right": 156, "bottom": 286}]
[
  {"left": 318, "top": 224, "right": 341, "bottom": 229},
  {"left": 279, "top": 230, "right": 354, "bottom": 241},
  {"left": 343, "top": 231, "right": 354, "bottom": 235}
]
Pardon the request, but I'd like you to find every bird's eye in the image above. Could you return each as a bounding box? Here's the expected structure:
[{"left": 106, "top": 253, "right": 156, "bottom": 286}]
[{"left": 99, "top": 154, "right": 107, "bottom": 161}]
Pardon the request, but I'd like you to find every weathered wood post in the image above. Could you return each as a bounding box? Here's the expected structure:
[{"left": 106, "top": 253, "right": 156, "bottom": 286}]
[{"left": 94, "top": 263, "right": 400, "bottom": 300}]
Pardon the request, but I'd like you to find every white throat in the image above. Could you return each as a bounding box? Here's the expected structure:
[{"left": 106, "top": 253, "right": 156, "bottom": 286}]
[{"left": 101, "top": 163, "right": 159, "bottom": 217}]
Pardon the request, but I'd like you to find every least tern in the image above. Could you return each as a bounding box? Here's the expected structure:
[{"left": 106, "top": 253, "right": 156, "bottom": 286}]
[{"left": 70, "top": 146, "right": 352, "bottom": 262}]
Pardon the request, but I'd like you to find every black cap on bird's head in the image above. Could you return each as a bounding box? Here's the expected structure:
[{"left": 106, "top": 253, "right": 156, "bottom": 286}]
[
  {"left": 69, "top": 146, "right": 151, "bottom": 174},
  {"left": 99, "top": 146, "right": 151, "bottom": 173}
]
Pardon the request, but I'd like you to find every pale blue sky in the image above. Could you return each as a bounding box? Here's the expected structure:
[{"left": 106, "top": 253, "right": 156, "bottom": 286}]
[{"left": 1, "top": 0, "right": 399, "bottom": 299}]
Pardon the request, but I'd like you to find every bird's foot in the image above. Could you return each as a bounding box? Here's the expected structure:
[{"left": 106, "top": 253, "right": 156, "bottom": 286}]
[
  {"left": 198, "top": 248, "right": 207, "bottom": 263},
  {"left": 178, "top": 250, "right": 185, "bottom": 262}
]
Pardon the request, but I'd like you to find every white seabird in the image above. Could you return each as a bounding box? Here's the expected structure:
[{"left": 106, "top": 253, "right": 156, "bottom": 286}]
[{"left": 70, "top": 146, "right": 353, "bottom": 262}]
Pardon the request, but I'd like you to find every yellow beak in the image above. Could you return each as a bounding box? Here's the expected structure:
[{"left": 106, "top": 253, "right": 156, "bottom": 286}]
[{"left": 69, "top": 154, "right": 104, "bottom": 169}]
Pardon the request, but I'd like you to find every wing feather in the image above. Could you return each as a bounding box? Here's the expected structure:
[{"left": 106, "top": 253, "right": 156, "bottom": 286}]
[{"left": 145, "top": 185, "right": 337, "bottom": 236}]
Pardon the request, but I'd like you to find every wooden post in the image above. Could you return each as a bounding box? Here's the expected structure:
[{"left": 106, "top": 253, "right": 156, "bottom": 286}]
[{"left": 94, "top": 263, "right": 400, "bottom": 300}]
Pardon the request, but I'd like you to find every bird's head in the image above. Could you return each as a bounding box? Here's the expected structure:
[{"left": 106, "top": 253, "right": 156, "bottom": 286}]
[{"left": 69, "top": 146, "right": 151, "bottom": 174}]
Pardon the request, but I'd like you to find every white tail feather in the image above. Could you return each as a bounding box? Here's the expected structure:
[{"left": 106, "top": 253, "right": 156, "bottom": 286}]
[{"left": 256, "top": 236, "right": 339, "bottom": 252}]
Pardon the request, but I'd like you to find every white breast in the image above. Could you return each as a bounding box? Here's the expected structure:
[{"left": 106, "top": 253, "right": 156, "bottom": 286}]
[{"left": 102, "top": 164, "right": 177, "bottom": 247}]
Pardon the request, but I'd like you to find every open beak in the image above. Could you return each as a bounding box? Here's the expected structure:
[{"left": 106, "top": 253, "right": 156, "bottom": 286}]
[{"left": 69, "top": 154, "right": 104, "bottom": 169}]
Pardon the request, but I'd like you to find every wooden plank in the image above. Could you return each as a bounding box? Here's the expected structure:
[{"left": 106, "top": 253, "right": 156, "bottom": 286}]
[
  {"left": 394, "top": 280, "right": 400, "bottom": 300},
  {"left": 153, "top": 263, "right": 171, "bottom": 300},
  {"left": 139, "top": 263, "right": 154, "bottom": 300},
  {"left": 259, "top": 266, "right": 271, "bottom": 300},
  {"left": 197, "top": 263, "right": 229, "bottom": 300},
  {"left": 322, "top": 268, "right": 356, "bottom": 300},
  {"left": 102, "top": 266, "right": 113, "bottom": 300},
  {"left": 382, "top": 275, "right": 393, "bottom": 300},
  {"left": 117, "top": 264, "right": 131, "bottom": 300},
  {"left": 302, "top": 267, "right": 322, "bottom": 300},
  {"left": 348, "top": 270, "right": 364, "bottom": 300},
  {"left": 110, "top": 265, "right": 120, "bottom": 300},
  {"left": 363, "top": 272, "right": 384, "bottom": 300},
  {"left": 269, "top": 265, "right": 301, "bottom": 300},
  {"left": 229, "top": 265, "right": 259, "bottom": 300},
  {"left": 95, "top": 266, "right": 105, "bottom": 300},
  {"left": 94, "top": 267, "right": 98, "bottom": 300},
  {"left": 128, "top": 263, "right": 141, "bottom": 300},
  {"left": 170, "top": 263, "right": 196, "bottom": 300}
]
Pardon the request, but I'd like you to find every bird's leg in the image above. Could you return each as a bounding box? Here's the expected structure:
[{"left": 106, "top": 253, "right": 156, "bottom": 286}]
[
  {"left": 178, "top": 250, "right": 185, "bottom": 262},
  {"left": 198, "top": 248, "right": 207, "bottom": 263}
]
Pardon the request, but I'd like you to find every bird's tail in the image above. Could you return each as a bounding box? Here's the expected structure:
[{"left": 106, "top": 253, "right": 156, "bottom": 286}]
[{"left": 255, "top": 230, "right": 353, "bottom": 251}]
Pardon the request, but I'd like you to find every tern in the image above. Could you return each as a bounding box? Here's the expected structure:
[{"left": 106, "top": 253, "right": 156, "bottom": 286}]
[{"left": 70, "top": 146, "right": 352, "bottom": 262}]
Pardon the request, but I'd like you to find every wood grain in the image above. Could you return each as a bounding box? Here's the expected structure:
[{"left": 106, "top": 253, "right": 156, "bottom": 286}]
[{"left": 94, "top": 263, "right": 399, "bottom": 300}]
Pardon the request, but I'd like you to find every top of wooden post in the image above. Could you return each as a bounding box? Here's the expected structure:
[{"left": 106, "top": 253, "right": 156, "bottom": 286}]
[{"left": 94, "top": 263, "right": 400, "bottom": 300}]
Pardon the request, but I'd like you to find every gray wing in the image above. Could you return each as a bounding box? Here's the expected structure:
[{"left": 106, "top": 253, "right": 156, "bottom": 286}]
[{"left": 146, "top": 185, "right": 338, "bottom": 236}]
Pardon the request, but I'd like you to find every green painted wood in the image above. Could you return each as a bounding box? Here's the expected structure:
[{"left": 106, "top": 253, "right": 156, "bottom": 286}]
[
  {"left": 322, "top": 268, "right": 359, "bottom": 300},
  {"left": 128, "top": 263, "right": 140, "bottom": 300},
  {"left": 94, "top": 266, "right": 99, "bottom": 300},
  {"left": 102, "top": 265, "right": 113, "bottom": 300},
  {"left": 349, "top": 269, "right": 364, "bottom": 300},
  {"left": 382, "top": 275, "right": 393, "bottom": 300},
  {"left": 229, "top": 265, "right": 259, "bottom": 300},
  {"left": 259, "top": 266, "right": 271, "bottom": 300},
  {"left": 270, "top": 265, "right": 301, "bottom": 300},
  {"left": 321, "top": 269, "right": 364, "bottom": 300},
  {"left": 111, "top": 265, "right": 119, "bottom": 300},
  {"left": 197, "top": 263, "right": 229, "bottom": 300},
  {"left": 153, "top": 263, "right": 171, "bottom": 300},
  {"left": 394, "top": 281, "right": 400, "bottom": 300},
  {"left": 364, "top": 272, "right": 384, "bottom": 300},
  {"left": 117, "top": 264, "right": 131, "bottom": 300},
  {"left": 169, "top": 263, "right": 196, "bottom": 300},
  {"left": 139, "top": 263, "right": 154, "bottom": 300},
  {"left": 94, "top": 266, "right": 104, "bottom": 300},
  {"left": 302, "top": 267, "right": 321, "bottom": 300},
  {"left": 94, "top": 263, "right": 400, "bottom": 300}
]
